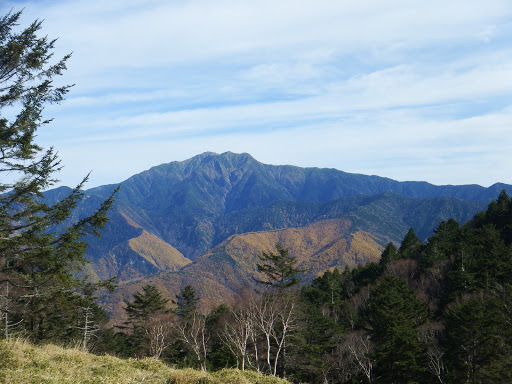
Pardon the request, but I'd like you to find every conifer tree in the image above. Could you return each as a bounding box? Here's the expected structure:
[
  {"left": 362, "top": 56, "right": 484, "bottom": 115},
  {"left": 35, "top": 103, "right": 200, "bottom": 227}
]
[
  {"left": 176, "top": 285, "right": 199, "bottom": 318},
  {"left": 398, "top": 228, "right": 422, "bottom": 257},
  {"left": 123, "top": 284, "right": 169, "bottom": 357},
  {"left": 364, "top": 275, "right": 427, "bottom": 383},
  {"left": 124, "top": 285, "right": 169, "bottom": 325},
  {"left": 379, "top": 242, "right": 398, "bottom": 266},
  {"left": 421, "top": 218, "right": 461, "bottom": 268},
  {"left": 255, "top": 243, "right": 303, "bottom": 289},
  {"left": 174, "top": 285, "right": 209, "bottom": 370},
  {"left": 0, "top": 10, "right": 117, "bottom": 341},
  {"left": 444, "top": 294, "right": 512, "bottom": 383}
]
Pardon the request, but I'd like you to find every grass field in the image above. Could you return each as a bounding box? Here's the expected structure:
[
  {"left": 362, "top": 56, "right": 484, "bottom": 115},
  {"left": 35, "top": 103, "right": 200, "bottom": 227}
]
[{"left": 0, "top": 339, "right": 293, "bottom": 384}]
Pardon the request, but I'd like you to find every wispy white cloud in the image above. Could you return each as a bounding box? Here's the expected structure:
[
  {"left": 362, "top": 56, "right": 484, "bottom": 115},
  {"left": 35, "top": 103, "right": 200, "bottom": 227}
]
[{"left": 3, "top": 0, "right": 512, "bottom": 188}]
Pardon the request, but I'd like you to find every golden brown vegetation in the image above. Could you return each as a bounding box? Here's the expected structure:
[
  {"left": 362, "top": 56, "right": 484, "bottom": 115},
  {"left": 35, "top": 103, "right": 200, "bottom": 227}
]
[
  {"left": 0, "top": 339, "right": 293, "bottom": 384},
  {"left": 129, "top": 230, "right": 191, "bottom": 271},
  {"left": 104, "top": 218, "right": 383, "bottom": 324}
]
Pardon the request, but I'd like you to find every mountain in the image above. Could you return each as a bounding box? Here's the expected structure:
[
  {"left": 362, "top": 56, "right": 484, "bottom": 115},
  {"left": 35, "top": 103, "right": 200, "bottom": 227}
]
[
  {"left": 99, "top": 193, "right": 486, "bottom": 323},
  {"left": 53, "top": 151, "right": 510, "bottom": 320},
  {"left": 85, "top": 152, "right": 507, "bottom": 264}
]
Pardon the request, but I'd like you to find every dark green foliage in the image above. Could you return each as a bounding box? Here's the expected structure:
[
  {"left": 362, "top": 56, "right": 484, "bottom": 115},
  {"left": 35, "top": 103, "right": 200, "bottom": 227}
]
[
  {"left": 123, "top": 284, "right": 169, "bottom": 357},
  {"left": 255, "top": 243, "right": 303, "bottom": 289},
  {"left": 379, "top": 242, "right": 397, "bottom": 266},
  {"left": 398, "top": 227, "right": 422, "bottom": 258},
  {"left": 205, "top": 304, "right": 236, "bottom": 370},
  {"left": 442, "top": 199, "right": 512, "bottom": 302},
  {"left": 350, "top": 262, "right": 382, "bottom": 291},
  {"left": 444, "top": 294, "right": 512, "bottom": 383},
  {"left": 176, "top": 285, "right": 199, "bottom": 318},
  {"left": 472, "top": 190, "right": 512, "bottom": 243},
  {"left": 364, "top": 275, "right": 427, "bottom": 383},
  {"left": 0, "top": 10, "right": 117, "bottom": 343},
  {"left": 290, "top": 191, "right": 512, "bottom": 383},
  {"left": 302, "top": 269, "right": 345, "bottom": 311},
  {"left": 471, "top": 225, "right": 511, "bottom": 288},
  {"left": 287, "top": 301, "right": 339, "bottom": 384},
  {"left": 91, "top": 327, "right": 132, "bottom": 358},
  {"left": 124, "top": 284, "right": 169, "bottom": 325},
  {"left": 421, "top": 218, "right": 461, "bottom": 268}
]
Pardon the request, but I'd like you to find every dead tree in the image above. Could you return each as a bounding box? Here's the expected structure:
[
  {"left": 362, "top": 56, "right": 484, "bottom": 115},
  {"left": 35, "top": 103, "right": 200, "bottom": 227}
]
[{"left": 78, "top": 306, "right": 98, "bottom": 352}]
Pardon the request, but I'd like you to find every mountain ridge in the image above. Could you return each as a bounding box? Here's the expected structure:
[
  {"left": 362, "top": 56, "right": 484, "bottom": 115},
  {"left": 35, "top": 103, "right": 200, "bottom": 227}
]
[
  {"left": 83, "top": 151, "right": 510, "bottom": 263},
  {"left": 50, "top": 151, "right": 509, "bottom": 321}
]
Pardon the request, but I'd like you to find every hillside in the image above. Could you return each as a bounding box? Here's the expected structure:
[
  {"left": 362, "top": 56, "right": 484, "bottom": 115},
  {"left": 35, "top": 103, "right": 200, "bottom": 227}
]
[
  {"left": 0, "top": 340, "right": 291, "bottom": 384},
  {"left": 103, "top": 191, "right": 485, "bottom": 323},
  {"left": 40, "top": 151, "right": 509, "bottom": 322},
  {"left": 88, "top": 152, "right": 509, "bottom": 259},
  {"left": 70, "top": 152, "right": 500, "bottom": 285},
  {"left": 40, "top": 152, "right": 504, "bottom": 322},
  {"left": 101, "top": 217, "right": 384, "bottom": 323}
]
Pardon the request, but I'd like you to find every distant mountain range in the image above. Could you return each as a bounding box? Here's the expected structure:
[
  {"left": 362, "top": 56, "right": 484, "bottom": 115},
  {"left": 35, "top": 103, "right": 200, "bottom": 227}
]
[{"left": 55, "top": 152, "right": 510, "bottom": 321}]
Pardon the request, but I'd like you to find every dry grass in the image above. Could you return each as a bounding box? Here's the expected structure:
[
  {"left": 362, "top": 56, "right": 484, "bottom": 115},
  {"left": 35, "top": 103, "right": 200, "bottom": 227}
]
[{"left": 0, "top": 339, "right": 294, "bottom": 384}]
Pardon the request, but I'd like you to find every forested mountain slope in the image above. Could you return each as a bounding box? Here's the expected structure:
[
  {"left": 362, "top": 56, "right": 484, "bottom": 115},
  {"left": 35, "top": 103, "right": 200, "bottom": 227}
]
[
  {"left": 67, "top": 152, "right": 506, "bottom": 286},
  {"left": 291, "top": 190, "right": 512, "bottom": 383}
]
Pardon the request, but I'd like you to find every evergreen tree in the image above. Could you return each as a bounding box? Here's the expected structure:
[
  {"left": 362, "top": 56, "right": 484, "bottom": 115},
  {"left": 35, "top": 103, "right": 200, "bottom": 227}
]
[
  {"left": 364, "top": 275, "right": 428, "bottom": 383},
  {"left": 350, "top": 262, "right": 382, "bottom": 292},
  {"left": 292, "top": 192, "right": 512, "bottom": 383},
  {"left": 303, "top": 269, "right": 344, "bottom": 309},
  {"left": 398, "top": 228, "right": 422, "bottom": 258},
  {"left": 255, "top": 243, "right": 303, "bottom": 289},
  {"left": 204, "top": 304, "right": 236, "bottom": 370},
  {"left": 476, "top": 190, "right": 512, "bottom": 243},
  {"left": 379, "top": 242, "right": 398, "bottom": 266},
  {"left": 444, "top": 294, "right": 512, "bottom": 383},
  {"left": 176, "top": 285, "right": 199, "bottom": 318},
  {"left": 124, "top": 285, "right": 169, "bottom": 325},
  {"left": 123, "top": 284, "right": 169, "bottom": 357},
  {"left": 0, "top": 10, "right": 117, "bottom": 342},
  {"left": 288, "top": 299, "right": 339, "bottom": 384},
  {"left": 472, "top": 225, "right": 512, "bottom": 288},
  {"left": 421, "top": 218, "right": 460, "bottom": 268},
  {"left": 174, "top": 286, "right": 209, "bottom": 370}
]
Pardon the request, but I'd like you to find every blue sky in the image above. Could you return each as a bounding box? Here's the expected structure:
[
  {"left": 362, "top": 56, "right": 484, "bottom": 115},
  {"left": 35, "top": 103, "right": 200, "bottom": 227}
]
[{"left": 4, "top": 0, "right": 512, "bottom": 188}]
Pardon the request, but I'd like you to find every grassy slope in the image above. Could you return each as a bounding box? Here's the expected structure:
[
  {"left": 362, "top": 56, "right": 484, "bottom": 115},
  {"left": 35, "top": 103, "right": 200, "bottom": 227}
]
[
  {"left": 0, "top": 340, "right": 293, "bottom": 384},
  {"left": 128, "top": 230, "right": 191, "bottom": 271}
]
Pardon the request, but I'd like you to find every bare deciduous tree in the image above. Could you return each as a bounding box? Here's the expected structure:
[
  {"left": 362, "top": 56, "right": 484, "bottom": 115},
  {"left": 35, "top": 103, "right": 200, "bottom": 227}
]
[
  {"left": 420, "top": 322, "right": 445, "bottom": 383},
  {"left": 344, "top": 330, "right": 374, "bottom": 384},
  {"left": 175, "top": 311, "right": 209, "bottom": 371},
  {"left": 221, "top": 306, "right": 254, "bottom": 371},
  {"left": 146, "top": 313, "right": 175, "bottom": 359},
  {"left": 78, "top": 306, "right": 98, "bottom": 352},
  {"left": 385, "top": 259, "right": 418, "bottom": 284},
  {"left": 250, "top": 292, "right": 298, "bottom": 376},
  {"left": 332, "top": 334, "right": 359, "bottom": 383}
]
